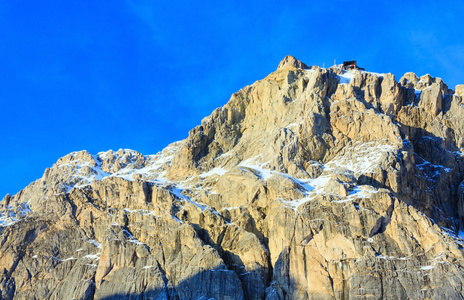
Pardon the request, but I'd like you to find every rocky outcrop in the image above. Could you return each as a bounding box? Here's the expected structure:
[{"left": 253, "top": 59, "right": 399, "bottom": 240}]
[
  {"left": 2, "top": 56, "right": 464, "bottom": 299},
  {"left": 277, "top": 55, "right": 310, "bottom": 70}
]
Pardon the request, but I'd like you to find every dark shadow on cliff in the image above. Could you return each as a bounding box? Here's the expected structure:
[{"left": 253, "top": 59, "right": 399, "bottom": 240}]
[
  {"left": 327, "top": 80, "right": 464, "bottom": 230},
  {"left": 338, "top": 81, "right": 464, "bottom": 229},
  {"left": 395, "top": 122, "right": 463, "bottom": 230},
  {"left": 191, "top": 223, "right": 271, "bottom": 300},
  {"left": 357, "top": 174, "right": 389, "bottom": 190},
  {"left": 96, "top": 247, "right": 290, "bottom": 299},
  {"left": 97, "top": 267, "right": 248, "bottom": 300}
]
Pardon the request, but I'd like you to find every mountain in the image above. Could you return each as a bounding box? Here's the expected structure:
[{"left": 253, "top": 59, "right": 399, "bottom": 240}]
[{"left": 2, "top": 55, "right": 464, "bottom": 299}]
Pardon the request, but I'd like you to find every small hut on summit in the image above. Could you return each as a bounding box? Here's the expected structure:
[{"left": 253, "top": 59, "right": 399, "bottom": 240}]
[{"left": 342, "top": 60, "right": 365, "bottom": 71}]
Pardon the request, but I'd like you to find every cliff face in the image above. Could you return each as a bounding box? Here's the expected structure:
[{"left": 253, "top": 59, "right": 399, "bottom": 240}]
[{"left": 2, "top": 55, "right": 464, "bottom": 299}]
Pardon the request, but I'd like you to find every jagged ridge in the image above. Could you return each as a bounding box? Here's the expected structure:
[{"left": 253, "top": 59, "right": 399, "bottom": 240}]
[{"left": 1, "top": 56, "right": 464, "bottom": 299}]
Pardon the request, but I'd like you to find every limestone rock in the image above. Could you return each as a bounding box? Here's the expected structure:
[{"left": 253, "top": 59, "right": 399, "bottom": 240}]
[
  {"left": 416, "top": 74, "right": 435, "bottom": 90},
  {"left": 456, "top": 84, "right": 464, "bottom": 97},
  {"left": 277, "top": 55, "right": 309, "bottom": 70},
  {"left": 2, "top": 56, "right": 464, "bottom": 299},
  {"left": 399, "top": 71, "right": 419, "bottom": 88},
  {"left": 418, "top": 82, "right": 444, "bottom": 115}
]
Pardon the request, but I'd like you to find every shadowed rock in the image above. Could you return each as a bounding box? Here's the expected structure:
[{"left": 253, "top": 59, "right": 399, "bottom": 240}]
[{"left": 2, "top": 56, "right": 464, "bottom": 299}]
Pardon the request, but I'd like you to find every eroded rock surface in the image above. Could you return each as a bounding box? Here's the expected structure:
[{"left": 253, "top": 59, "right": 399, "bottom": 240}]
[{"left": 2, "top": 55, "right": 464, "bottom": 299}]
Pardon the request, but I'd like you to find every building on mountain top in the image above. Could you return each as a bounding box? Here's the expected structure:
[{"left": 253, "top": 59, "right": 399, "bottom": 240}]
[{"left": 342, "top": 60, "right": 365, "bottom": 71}]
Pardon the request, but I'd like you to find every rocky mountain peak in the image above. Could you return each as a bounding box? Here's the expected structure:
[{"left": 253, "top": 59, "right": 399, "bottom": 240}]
[
  {"left": 2, "top": 56, "right": 464, "bottom": 299},
  {"left": 276, "top": 54, "right": 309, "bottom": 70},
  {"left": 456, "top": 84, "right": 464, "bottom": 96}
]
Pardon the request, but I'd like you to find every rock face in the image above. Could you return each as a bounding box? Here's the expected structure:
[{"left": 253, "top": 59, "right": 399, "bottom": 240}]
[
  {"left": 277, "top": 55, "right": 310, "bottom": 70},
  {"left": 2, "top": 56, "right": 464, "bottom": 299}
]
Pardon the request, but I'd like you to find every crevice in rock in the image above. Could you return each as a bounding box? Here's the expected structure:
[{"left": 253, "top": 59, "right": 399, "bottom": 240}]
[
  {"left": 155, "top": 259, "right": 175, "bottom": 300},
  {"left": 369, "top": 201, "right": 395, "bottom": 238},
  {"left": 86, "top": 274, "right": 96, "bottom": 300}
]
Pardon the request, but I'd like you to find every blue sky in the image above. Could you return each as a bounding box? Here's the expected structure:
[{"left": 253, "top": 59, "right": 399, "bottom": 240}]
[{"left": 1, "top": 0, "right": 463, "bottom": 197}]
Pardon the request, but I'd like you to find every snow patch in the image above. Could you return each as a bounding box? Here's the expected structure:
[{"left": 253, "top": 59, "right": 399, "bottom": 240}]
[
  {"left": 338, "top": 71, "right": 356, "bottom": 84},
  {"left": 88, "top": 240, "right": 102, "bottom": 249},
  {"left": 169, "top": 186, "right": 207, "bottom": 212},
  {"left": 348, "top": 185, "right": 378, "bottom": 198},
  {"left": 123, "top": 209, "right": 157, "bottom": 217},
  {"left": 280, "top": 195, "right": 317, "bottom": 211},
  {"left": 416, "top": 158, "right": 451, "bottom": 174},
  {"left": 56, "top": 141, "right": 183, "bottom": 193},
  {"left": 362, "top": 71, "right": 384, "bottom": 77},
  {"left": 0, "top": 202, "right": 31, "bottom": 227},
  {"left": 376, "top": 254, "right": 410, "bottom": 260},
  {"left": 459, "top": 229, "right": 464, "bottom": 240},
  {"left": 172, "top": 215, "right": 182, "bottom": 223},
  {"left": 286, "top": 122, "right": 303, "bottom": 129},
  {"left": 83, "top": 253, "right": 100, "bottom": 260},
  {"left": 62, "top": 257, "right": 78, "bottom": 261},
  {"left": 325, "top": 141, "right": 396, "bottom": 175},
  {"left": 238, "top": 157, "right": 274, "bottom": 180},
  {"left": 199, "top": 167, "right": 228, "bottom": 178},
  {"left": 306, "top": 69, "right": 315, "bottom": 74}
]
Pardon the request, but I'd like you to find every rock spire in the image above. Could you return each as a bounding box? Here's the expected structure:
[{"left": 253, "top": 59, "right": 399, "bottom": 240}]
[{"left": 1, "top": 56, "right": 464, "bottom": 299}]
